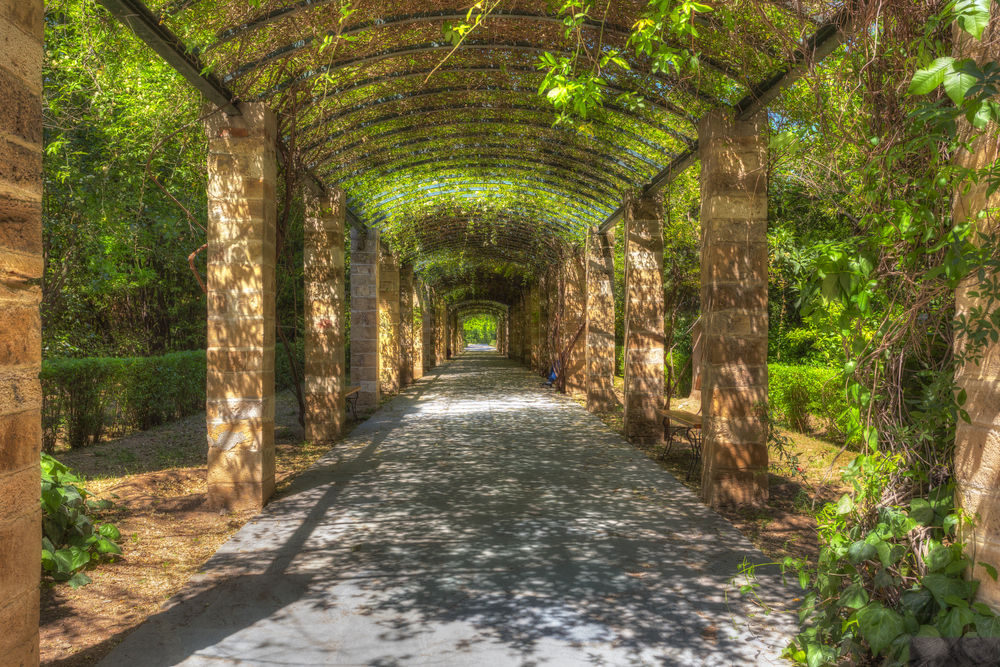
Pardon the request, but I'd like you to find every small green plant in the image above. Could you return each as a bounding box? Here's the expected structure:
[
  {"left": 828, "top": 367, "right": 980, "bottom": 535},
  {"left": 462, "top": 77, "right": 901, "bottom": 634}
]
[
  {"left": 780, "top": 473, "right": 1000, "bottom": 666},
  {"left": 40, "top": 454, "right": 123, "bottom": 589}
]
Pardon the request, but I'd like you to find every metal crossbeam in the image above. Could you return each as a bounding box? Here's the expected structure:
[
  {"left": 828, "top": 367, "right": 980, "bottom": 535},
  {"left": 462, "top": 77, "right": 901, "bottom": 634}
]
[{"left": 597, "top": 5, "right": 853, "bottom": 234}]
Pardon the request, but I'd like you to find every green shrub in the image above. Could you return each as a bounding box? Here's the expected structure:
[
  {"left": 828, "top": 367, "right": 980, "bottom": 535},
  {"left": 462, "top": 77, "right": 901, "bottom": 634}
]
[
  {"left": 665, "top": 352, "right": 692, "bottom": 398},
  {"left": 41, "top": 454, "right": 123, "bottom": 588},
  {"left": 769, "top": 364, "right": 851, "bottom": 441},
  {"left": 41, "top": 351, "right": 207, "bottom": 449}
]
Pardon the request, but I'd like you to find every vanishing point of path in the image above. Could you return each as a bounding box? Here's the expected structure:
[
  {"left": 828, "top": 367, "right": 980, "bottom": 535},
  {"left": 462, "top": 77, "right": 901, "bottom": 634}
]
[{"left": 99, "top": 347, "right": 797, "bottom": 667}]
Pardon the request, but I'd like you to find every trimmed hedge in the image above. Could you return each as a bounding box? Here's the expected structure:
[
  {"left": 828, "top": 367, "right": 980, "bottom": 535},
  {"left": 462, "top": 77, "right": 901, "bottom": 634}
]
[
  {"left": 769, "top": 363, "right": 851, "bottom": 440},
  {"left": 42, "top": 343, "right": 307, "bottom": 451},
  {"left": 41, "top": 351, "right": 207, "bottom": 450}
]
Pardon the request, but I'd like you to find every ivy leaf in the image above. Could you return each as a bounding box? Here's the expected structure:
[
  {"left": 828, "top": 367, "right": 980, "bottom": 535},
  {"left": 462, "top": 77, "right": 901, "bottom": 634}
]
[
  {"left": 900, "top": 587, "right": 936, "bottom": 619},
  {"left": 840, "top": 582, "right": 870, "bottom": 609},
  {"left": 857, "top": 602, "right": 906, "bottom": 655},
  {"left": 925, "top": 545, "right": 955, "bottom": 573},
  {"left": 979, "top": 562, "right": 999, "bottom": 582},
  {"left": 67, "top": 572, "right": 93, "bottom": 590},
  {"left": 940, "top": 605, "right": 976, "bottom": 637},
  {"left": 836, "top": 494, "right": 853, "bottom": 515},
  {"left": 910, "top": 498, "right": 935, "bottom": 526},
  {"left": 922, "top": 573, "right": 972, "bottom": 607},
  {"left": 848, "top": 540, "right": 878, "bottom": 564},
  {"left": 908, "top": 57, "right": 955, "bottom": 95}
]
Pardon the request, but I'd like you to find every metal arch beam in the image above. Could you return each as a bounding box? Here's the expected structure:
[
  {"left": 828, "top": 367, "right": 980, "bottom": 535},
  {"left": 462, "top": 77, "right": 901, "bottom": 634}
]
[
  {"left": 335, "top": 153, "right": 625, "bottom": 196},
  {"left": 233, "top": 41, "right": 723, "bottom": 109},
  {"left": 313, "top": 119, "right": 663, "bottom": 171},
  {"left": 409, "top": 222, "right": 561, "bottom": 255},
  {"left": 358, "top": 180, "right": 610, "bottom": 223},
  {"left": 301, "top": 103, "right": 678, "bottom": 160},
  {"left": 95, "top": 0, "right": 241, "bottom": 115},
  {"left": 210, "top": 8, "right": 739, "bottom": 80},
  {"left": 596, "top": 4, "right": 856, "bottom": 234},
  {"left": 297, "top": 86, "right": 696, "bottom": 146},
  {"left": 334, "top": 149, "right": 629, "bottom": 194},
  {"left": 256, "top": 65, "right": 699, "bottom": 123},
  {"left": 383, "top": 206, "right": 582, "bottom": 238},
  {"left": 326, "top": 133, "right": 644, "bottom": 181}
]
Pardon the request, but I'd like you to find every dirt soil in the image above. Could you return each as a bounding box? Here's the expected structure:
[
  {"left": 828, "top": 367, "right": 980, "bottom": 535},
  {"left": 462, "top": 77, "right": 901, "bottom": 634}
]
[
  {"left": 566, "top": 376, "right": 856, "bottom": 564},
  {"left": 39, "top": 390, "right": 366, "bottom": 666}
]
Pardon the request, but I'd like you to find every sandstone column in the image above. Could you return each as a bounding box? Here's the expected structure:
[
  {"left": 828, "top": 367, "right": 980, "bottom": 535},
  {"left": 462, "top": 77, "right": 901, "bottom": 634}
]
[
  {"left": 548, "top": 266, "right": 558, "bottom": 371},
  {"left": 399, "top": 264, "right": 414, "bottom": 387},
  {"left": 423, "top": 287, "right": 436, "bottom": 370},
  {"left": 586, "top": 228, "right": 616, "bottom": 412},
  {"left": 303, "top": 187, "right": 346, "bottom": 443},
  {"left": 529, "top": 285, "right": 540, "bottom": 372},
  {"left": 378, "top": 245, "right": 400, "bottom": 394},
  {"left": 205, "top": 104, "right": 277, "bottom": 510},
  {"left": 350, "top": 228, "right": 380, "bottom": 411},
  {"left": 412, "top": 279, "right": 424, "bottom": 381},
  {"left": 623, "top": 196, "right": 665, "bottom": 445},
  {"left": 563, "top": 249, "right": 587, "bottom": 394},
  {"left": 698, "top": 109, "right": 769, "bottom": 507},
  {"left": 954, "top": 22, "right": 1000, "bottom": 607},
  {"left": 689, "top": 319, "right": 703, "bottom": 401},
  {"left": 0, "top": 0, "right": 43, "bottom": 661},
  {"left": 444, "top": 304, "right": 451, "bottom": 359},
  {"left": 435, "top": 300, "right": 446, "bottom": 364},
  {"left": 453, "top": 312, "right": 461, "bottom": 355},
  {"left": 539, "top": 273, "right": 550, "bottom": 375}
]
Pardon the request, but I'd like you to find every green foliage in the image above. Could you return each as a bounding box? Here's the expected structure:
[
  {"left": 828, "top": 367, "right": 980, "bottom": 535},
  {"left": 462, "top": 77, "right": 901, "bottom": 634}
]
[
  {"left": 781, "top": 480, "right": 999, "bottom": 666},
  {"left": 769, "top": 364, "right": 851, "bottom": 441},
  {"left": 41, "top": 454, "right": 122, "bottom": 589},
  {"left": 40, "top": 351, "right": 206, "bottom": 449},
  {"left": 462, "top": 315, "right": 497, "bottom": 344}
]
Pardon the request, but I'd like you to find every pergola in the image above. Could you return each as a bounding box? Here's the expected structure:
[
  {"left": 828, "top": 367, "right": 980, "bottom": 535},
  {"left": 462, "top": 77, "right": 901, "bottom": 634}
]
[{"left": 0, "top": 1, "right": 891, "bottom": 663}]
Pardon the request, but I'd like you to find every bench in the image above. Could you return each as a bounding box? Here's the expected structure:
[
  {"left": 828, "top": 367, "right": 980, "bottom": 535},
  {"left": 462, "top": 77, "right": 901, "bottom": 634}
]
[
  {"left": 345, "top": 386, "right": 361, "bottom": 421},
  {"left": 655, "top": 409, "right": 702, "bottom": 481}
]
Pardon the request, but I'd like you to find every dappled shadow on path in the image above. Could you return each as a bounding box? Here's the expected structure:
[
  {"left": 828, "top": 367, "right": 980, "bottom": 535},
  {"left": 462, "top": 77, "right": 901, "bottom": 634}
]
[{"left": 98, "top": 350, "right": 797, "bottom": 667}]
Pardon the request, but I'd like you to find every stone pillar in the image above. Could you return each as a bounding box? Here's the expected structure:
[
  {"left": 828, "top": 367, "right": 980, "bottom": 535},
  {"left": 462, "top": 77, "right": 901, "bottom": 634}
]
[
  {"left": 204, "top": 104, "right": 277, "bottom": 510},
  {"left": 563, "top": 250, "right": 587, "bottom": 395},
  {"left": 586, "top": 228, "right": 616, "bottom": 412},
  {"left": 412, "top": 279, "right": 424, "bottom": 382},
  {"left": 953, "top": 20, "right": 1000, "bottom": 608},
  {"left": 350, "top": 228, "right": 380, "bottom": 411},
  {"left": 539, "top": 273, "right": 550, "bottom": 375},
  {"left": 399, "top": 264, "right": 414, "bottom": 387},
  {"left": 378, "top": 245, "right": 400, "bottom": 394},
  {"left": 623, "top": 195, "right": 665, "bottom": 445},
  {"left": 444, "top": 304, "right": 451, "bottom": 359},
  {"left": 423, "top": 287, "right": 436, "bottom": 370},
  {"left": 529, "top": 285, "right": 541, "bottom": 373},
  {"left": 698, "top": 109, "right": 769, "bottom": 508},
  {"left": 515, "top": 297, "right": 523, "bottom": 363},
  {"left": 435, "top": 300, "right": 446, "bottom": 364},
  {"left": 453, "top": 312, "right": 461, "bottom": 355},
  {"left": 0, "top": 0, "right": 43, "bottom": 661},
  {"left": 303, "top": 187, "right": 346, "bottom": 443},
  {"left": 548, "top": 266, "right": 558, "bottom": 370}
]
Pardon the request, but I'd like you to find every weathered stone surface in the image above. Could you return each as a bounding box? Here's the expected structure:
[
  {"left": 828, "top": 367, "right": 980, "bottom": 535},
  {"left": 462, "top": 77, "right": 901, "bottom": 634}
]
[
  {"left": 0, "top": 7, "right": 42, "bottom": 661},
  {"left": 699, "top": 109, "right": 769, "bottom": 508},
  {"left": 623, "top": 197, "right": 664, "bottom": 445},
  {"left": 400, "top": 265, "right": 415, "bottom": 386},
  {"left": 586, "top": 236, "right": 616, "bottom": 415},
  {"left": 351, "top": 228, "right": 381, "bottom": 409},
  {"left": 379, "top": 247, "right": 400, "bottom": 395},
  {"left": 203, "top": 103, "right": 277, "bottom": 511}
]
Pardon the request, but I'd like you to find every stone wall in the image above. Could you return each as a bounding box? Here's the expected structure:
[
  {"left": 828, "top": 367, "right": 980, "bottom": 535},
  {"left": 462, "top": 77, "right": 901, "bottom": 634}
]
[
  {"left": 204, "top": 104, "right": 277, "bottom": 511},
  {"left": 698, "top": 109, "right": 769, "bottom": 508},
  {"left": 0, "top": 0, "right": 43, "bottom": 662},
  {"left": 303, "top": 187, "right": 346, "bottom": 443}
]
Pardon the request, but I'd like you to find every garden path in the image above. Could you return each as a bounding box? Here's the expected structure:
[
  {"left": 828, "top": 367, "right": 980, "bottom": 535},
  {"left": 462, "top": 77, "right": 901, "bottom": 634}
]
[{"left": 98, "top": 347, "right": 797, "bottom": 667}]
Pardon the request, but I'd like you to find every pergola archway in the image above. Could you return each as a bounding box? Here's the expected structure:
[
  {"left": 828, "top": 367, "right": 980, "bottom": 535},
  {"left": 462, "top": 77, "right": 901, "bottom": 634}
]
[{"left": 0, "top": 2, "right": 871, "bottom": 663}]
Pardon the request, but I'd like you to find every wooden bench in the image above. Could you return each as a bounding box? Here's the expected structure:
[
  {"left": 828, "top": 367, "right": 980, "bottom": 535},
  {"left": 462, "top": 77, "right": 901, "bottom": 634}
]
[
  {"left": 345, "top": 386, "right": 361, "bottom": 421},
  {"left": 655, "top": 409, "right": 703, "bottom": 481}
]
